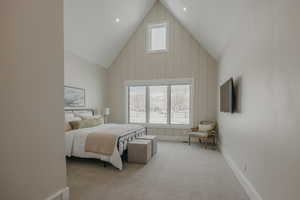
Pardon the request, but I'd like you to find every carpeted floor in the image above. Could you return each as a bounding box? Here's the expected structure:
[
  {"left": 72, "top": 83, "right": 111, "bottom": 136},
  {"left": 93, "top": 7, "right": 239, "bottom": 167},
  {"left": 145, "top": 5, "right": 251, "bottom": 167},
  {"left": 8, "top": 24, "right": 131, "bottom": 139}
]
[{"left": 67, "top": 142, "right": 249, "bottom": 200}]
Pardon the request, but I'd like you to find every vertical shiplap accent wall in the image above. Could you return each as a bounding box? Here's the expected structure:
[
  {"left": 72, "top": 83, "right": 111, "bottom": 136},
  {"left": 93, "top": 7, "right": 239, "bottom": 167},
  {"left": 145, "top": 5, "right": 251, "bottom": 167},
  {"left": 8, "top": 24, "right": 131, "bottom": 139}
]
[{"left": 107, "top": 2, "right": 218, "bottom": 140}]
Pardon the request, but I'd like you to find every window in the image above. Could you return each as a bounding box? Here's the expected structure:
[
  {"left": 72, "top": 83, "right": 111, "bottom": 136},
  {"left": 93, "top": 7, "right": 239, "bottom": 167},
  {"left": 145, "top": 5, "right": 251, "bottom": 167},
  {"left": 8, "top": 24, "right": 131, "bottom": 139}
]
[
  {"left": 149, "top": 86, "right": 168, "bottom": 124},
  {"left": 126, "top": 79, "right": 193, "bottom": 127},
  {"left": 171, "top": 85, "right": 190, "bottom": 124},
  {"left": 129, "top": 86, "right": 146, "bottom": 123},
  {"left": 146, "top": 23, "right": 168, "bottom": 52}
]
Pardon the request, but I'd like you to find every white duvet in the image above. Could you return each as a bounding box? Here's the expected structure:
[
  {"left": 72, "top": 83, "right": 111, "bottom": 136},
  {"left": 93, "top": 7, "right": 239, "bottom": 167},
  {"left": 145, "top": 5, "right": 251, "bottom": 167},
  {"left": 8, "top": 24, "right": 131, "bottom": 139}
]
[{"left": 65, "top": 123, "right": 145, "bottom": 170}]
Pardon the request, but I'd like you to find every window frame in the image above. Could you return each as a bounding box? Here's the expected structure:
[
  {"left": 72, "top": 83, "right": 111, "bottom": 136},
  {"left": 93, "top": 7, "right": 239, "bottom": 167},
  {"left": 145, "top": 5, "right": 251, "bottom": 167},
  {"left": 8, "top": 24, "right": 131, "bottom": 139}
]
[
  {"left": 128, "top": 86, "right": 147, "bottom": 124},
  {"left": 148, "top": 85, "right": 168, "bottom": 124},
  {"left": 146, "top": 22, "right": 169, "bottom": 53},
  {"left": 125, "top": 79, "right": 194, "bottom": 129}
]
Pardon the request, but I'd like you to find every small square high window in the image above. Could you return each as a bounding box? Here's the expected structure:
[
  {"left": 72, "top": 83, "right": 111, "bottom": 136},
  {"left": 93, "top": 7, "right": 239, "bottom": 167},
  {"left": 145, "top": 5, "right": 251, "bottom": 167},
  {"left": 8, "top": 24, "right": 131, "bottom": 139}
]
[{"left": 146, "top": 23, "right": 168, "bottom": 52}]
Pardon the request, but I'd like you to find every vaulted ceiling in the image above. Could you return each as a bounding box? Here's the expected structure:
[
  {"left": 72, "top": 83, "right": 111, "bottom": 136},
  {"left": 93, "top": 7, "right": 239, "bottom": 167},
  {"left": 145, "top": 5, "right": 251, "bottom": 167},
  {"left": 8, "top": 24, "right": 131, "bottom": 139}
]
[
  {"left": 64, "top": 0, "right": 156, "bottom": 68},
  {"left": 64, "top": 0, "right": 251, "bottom": 68},
  {"left": 160, "top": 0, "right": 251, "bottom": 60}
]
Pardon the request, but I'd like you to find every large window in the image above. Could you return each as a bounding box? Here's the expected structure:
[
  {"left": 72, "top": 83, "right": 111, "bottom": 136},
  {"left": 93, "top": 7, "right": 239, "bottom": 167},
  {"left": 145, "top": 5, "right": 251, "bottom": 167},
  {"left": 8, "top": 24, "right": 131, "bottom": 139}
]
[
  {"left": 127, "top": 79, "right": 192, "bottom": 127},
  {"left": 171, "top": 85, "right": 190, "bottom": 124},
  {"left": 129, "top": 86, "right": 146, "bottom": 123},
  {"left": 146, "top": 23, "right": 168, "bottom": 52},
  {"left": 149, "top": 86, "right": 168, "bottom": 124}
]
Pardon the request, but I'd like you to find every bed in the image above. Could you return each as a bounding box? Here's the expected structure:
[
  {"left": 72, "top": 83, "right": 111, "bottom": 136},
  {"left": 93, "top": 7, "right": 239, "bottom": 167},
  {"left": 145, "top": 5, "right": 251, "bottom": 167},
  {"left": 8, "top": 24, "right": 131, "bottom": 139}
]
[{"left": 64, "top": 109, "right": 146, "bottom": 170}]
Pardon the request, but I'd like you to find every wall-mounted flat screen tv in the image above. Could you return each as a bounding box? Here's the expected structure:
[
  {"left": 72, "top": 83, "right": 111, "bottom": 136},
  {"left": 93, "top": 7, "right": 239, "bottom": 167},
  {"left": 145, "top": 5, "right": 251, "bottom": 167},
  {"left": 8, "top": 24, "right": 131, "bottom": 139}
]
[{"left": 220, "top": 78, "right": 235, "bottom": 113}]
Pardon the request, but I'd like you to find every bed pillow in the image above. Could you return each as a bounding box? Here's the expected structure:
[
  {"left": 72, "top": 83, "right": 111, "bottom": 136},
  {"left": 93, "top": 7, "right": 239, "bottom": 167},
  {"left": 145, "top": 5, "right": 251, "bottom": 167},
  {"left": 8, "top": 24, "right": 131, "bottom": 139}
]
[
  {"left": 65, "top": 116, "right": 81, "bottom": 131},
  {"left": 78, "top": 114, "right": 103, "bottom": 120},
  {"left": 64, "top": 112, "right": 75, "bottom": 121},
  {"left": 69, "top": 118, "right": 103, "bottom": 130},
  {"left": 65, "top": 116, "right": 81, "bottom": 122},
  {"left": 76, "top": 114, "right": 104, "bottom": 125},
  {"left": 74, "top": 111, "right": 93, "bottom": 119},
  {"left": 64, "top": 121, "right": 72, "bottom": 132}
]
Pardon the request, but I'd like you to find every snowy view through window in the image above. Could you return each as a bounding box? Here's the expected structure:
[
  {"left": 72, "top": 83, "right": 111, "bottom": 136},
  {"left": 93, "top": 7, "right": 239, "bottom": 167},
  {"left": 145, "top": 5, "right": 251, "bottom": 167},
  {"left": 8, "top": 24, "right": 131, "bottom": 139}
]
[
  {"left": 149, "top": 86, "right": 168, "bottom": 124},
  {"left": 129, "top": 86, "right": 146, "bottom": 123},
  {"left": 171, "top": 85, "right": 190, "bottom": 124},
  {"left": 129, "top": 84, "right": 191, "bottom": 125}
]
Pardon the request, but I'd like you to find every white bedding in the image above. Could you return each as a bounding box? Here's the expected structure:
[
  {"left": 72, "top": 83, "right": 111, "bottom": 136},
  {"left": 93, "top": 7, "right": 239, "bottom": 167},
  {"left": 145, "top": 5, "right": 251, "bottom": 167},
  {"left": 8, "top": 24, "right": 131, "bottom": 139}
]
[{"left": 65, "top": 123, "right": 145, "bottom": 170}]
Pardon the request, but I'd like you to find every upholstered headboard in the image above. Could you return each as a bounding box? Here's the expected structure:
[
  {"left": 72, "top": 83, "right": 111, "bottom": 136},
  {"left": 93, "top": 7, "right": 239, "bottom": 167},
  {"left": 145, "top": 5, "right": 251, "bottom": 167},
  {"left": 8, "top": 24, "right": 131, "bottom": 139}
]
[{"left": 64, "top": 108, "right": 95, "bottom": 117}]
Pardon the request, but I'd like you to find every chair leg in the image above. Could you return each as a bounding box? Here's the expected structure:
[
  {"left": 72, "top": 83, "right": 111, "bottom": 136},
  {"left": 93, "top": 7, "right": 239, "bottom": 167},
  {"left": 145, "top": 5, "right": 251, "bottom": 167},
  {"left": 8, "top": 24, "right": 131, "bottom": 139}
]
[{"left": 189, "top": 135, "right": 191, "bottom": 145}]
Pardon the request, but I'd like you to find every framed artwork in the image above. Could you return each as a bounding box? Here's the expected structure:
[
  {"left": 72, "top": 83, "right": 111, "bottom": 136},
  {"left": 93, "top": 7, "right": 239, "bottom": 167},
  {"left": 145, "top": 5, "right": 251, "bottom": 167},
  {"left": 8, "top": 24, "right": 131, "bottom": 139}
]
[{"left": 64, "top": 86, "right": 85, "bottom": 107}]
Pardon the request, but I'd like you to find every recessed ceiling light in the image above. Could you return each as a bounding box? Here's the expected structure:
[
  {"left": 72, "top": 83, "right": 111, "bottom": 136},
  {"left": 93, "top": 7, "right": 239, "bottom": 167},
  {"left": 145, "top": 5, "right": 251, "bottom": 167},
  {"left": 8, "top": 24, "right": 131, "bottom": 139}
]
[
  {"left": 115, "top": 18, "right": 120, "bottom": 23},
  {"left": 183, "top": 7, "right": 187, "bottom": 12}
]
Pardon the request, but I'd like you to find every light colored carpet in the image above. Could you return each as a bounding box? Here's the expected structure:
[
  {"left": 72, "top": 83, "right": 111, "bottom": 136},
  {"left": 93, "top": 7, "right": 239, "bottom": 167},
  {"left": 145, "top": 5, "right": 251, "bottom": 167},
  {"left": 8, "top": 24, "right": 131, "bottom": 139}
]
[{"left": 67, "top": 142, "right": 249, "bottom": 200}]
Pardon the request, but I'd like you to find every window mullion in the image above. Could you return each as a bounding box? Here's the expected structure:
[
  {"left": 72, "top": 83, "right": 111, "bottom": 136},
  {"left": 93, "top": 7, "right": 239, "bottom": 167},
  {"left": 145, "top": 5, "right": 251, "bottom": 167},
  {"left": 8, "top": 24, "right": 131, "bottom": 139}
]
[
  {"left": 146, "top": 86, "right": 150, "bottom": 124},
  {"left": 167, "top": 85, "right": 171, "bottom": 125},
  {"left": 127, "top": 87, "right": 130, "bottom": 123}
]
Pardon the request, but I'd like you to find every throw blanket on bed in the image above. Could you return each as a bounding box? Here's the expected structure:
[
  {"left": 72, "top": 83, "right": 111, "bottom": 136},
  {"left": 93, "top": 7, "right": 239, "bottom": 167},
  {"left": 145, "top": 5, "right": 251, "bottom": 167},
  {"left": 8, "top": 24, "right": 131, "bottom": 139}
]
[{"left": 85, "top": 124, "right": 143, "bottom": 155}]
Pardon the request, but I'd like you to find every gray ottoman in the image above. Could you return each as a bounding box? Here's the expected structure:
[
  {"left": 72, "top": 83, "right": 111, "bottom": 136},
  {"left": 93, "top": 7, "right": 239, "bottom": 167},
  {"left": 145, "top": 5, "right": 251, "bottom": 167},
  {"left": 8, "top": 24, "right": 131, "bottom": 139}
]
[
  {"left": 136, "top": 135, "right": 158, "bottom": 156},
  {"left": 128, "top": 139, "right": 152, "bottom": 164}
]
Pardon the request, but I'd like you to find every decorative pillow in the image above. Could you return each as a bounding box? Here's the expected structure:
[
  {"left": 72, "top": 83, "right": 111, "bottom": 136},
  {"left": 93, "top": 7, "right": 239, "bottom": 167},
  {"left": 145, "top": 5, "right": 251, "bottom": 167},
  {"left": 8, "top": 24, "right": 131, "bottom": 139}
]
[
  {"left": 69, "top": 118, "right": 104, "bottom": 130},
  {"left": 74, "top": 111, "right": 93, "bottom": 119},
  {"left": 64, "top": 121, "right": 72, "bottom": 132},
  {"left": 64, "top": 112, "right": 75, "bottom": 121},
  {"left": 79, "top": 114, "right": 103, "bottom": 120},
  {"left": 65, "top": 116, "right": 81, "bottom": 122},
  {"left": 198, "top": 122, "right": 215, "bottom": 132}
]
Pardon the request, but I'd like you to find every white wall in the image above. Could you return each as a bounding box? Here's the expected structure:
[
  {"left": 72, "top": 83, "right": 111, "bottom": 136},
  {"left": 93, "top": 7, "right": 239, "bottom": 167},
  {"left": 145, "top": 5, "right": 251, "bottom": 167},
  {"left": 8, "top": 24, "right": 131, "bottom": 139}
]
[
  {"left": 0, "top": 0, "right": 67, "bottom": 200},
  {"left": 218, "top": 0, "right": 300, "bottom": 200},
  {"left": 107, "top": 2, "right": 218, "bottom": 140},
  {"left": 64, "top": 51, "right": 107, "bottom": 113}
]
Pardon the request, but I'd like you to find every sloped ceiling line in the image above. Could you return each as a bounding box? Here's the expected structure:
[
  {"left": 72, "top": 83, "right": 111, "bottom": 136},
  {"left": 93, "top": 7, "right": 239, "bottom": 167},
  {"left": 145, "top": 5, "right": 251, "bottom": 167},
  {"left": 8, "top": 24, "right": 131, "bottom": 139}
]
[
  {"left": 65, "top": 0, "right": 249, "bottom": 68},
  {"left": 64, "top": 0, "right": 156, "bottom": 68}
]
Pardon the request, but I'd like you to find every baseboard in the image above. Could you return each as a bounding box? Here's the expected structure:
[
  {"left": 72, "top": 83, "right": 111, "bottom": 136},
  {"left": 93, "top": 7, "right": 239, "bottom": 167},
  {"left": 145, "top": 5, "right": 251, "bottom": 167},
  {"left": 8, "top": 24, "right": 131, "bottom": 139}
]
[
  {"left": 45, "top": 187, "right": 69, "bottom": 200},
  {"left": 220, "top": 147, "right": 263, "bottom": 200}
]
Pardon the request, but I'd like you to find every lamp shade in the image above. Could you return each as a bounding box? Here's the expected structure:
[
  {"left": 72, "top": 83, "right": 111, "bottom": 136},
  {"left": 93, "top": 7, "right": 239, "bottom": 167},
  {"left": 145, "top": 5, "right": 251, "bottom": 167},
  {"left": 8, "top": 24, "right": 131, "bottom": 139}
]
[{"left": 104, "top": 107, "right": 110, "bottom": 115}]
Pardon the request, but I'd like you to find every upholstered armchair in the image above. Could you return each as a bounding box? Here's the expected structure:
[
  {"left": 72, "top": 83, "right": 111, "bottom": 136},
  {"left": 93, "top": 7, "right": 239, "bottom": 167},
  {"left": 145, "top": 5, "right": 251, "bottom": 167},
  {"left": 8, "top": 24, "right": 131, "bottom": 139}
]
[{"left": 186, "top": 121, "right": 217, "bottom": 149}]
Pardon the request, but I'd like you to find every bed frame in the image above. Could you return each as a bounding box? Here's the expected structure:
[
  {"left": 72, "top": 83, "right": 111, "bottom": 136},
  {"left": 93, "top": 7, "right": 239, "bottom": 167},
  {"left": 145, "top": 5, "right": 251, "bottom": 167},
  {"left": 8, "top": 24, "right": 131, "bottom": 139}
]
[{"left": 64, "top": 108, "right": 147, "bottom": 165}]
